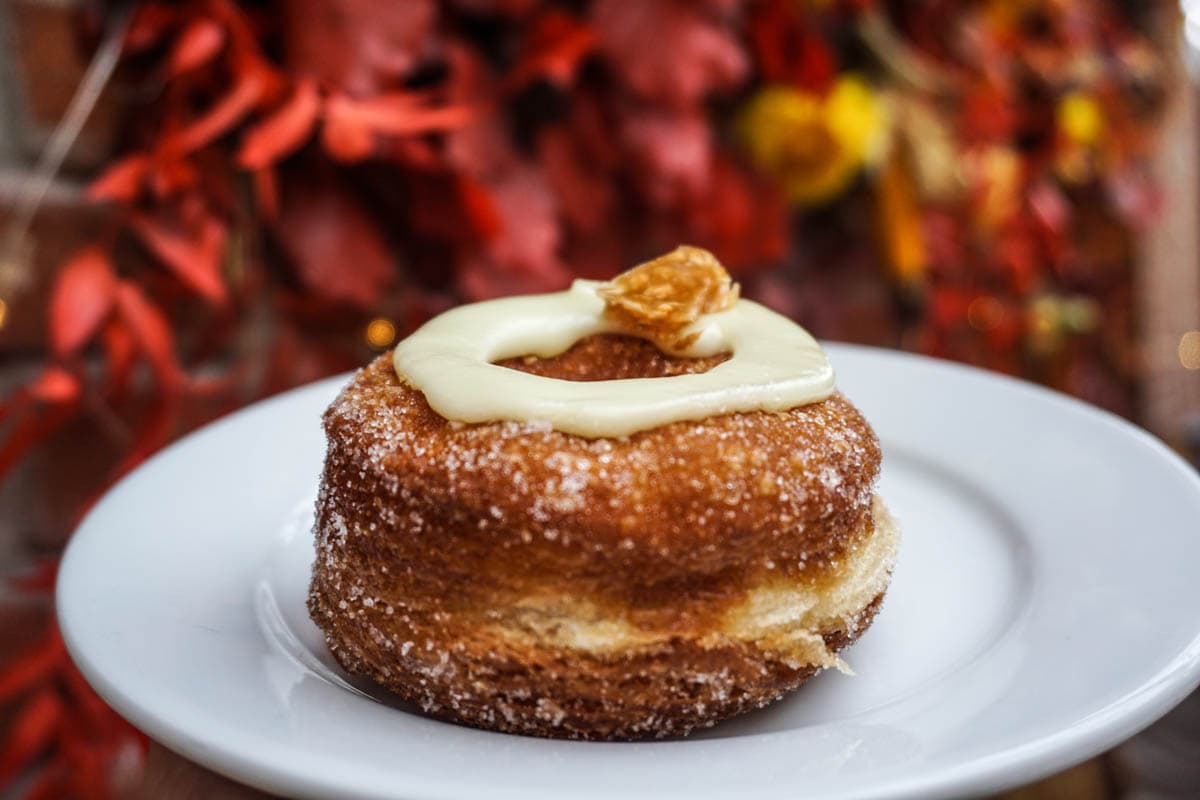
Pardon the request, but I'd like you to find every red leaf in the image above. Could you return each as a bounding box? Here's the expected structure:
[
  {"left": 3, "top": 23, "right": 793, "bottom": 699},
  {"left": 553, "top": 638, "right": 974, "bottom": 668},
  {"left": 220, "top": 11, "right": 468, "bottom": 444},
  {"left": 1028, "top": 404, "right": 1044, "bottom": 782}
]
[
  {"left": 101, "top": 319, "right": 138, "bottom": 403},
  {"left": 748, "top": 0, "right": 836, "bottom": 92},
  {"left": 485, "top": 166, "right": 562, "bottom": 278},
  {"left": 0, "top": 630, "right": 62, "bottom": 705},
  {"left": 620, "top": 109, "right": 711, "bottom": 207},
  {"left": 148, "top": 156, "right": 201, "bottom": 199},
  {"left": 359, "top": 97, "right": 475, "bottom": 136},
  {"left": 749, "top": 0, "right": 792, "bottom": 83},
  {"left": 592, "top": 0, "right": 747, "bottom": 104},
  {"left": 0, "top": 402, "right": 78, "bottom": 484},
  {"left": 63, "top": 747, "right": 107, "bottom": 800},
  {"left": 252, "top": 167, "right": 280, "bottom": 221},
  {"left": 320, "top": 96, "right": 376, "bottom": 161},
  {"left": 932, "top": 288, "right": 971, "bottom": 328},
  {"left": 0, "top": 690, "right": 62, "bottom": 786},
  {"left": 26, "top": 368, "right": 80, "bottom": 404},
  {"left": 380, "top": 136, "right": 440, "bottom": 167},
  {"left": 166, "top": 17, "right": 225, "bottom": 76},
  {"left": 321, "top": 92, "right": 473, "bottom": 162},
  {"left": 110, "top": 398, "right": 176, "bottom": 481},
  {"left": 404, "top": 172, "right": 488, "bottom": 239},
  {"left": 961, "top": 84, "right": 1017, "bottom": 143},
  {"left": 60, "top": 663, "right": 117, "bottom": 737},
  {"left": 537, "top": 125, "right": 613, "bottom": 233},
  {"left": 507, "top": 10, "right": 596, "bottom": 90},
  {"left": 238, "top": 79, "right": 321, "bottom": 169},
  {"left": 567, "top": 91, "right": 621, "bottom": 169},
  {"left": 793, "top": 29, "right": 837, "bottom": 94},
  {"left": 168, "top": 67, "right": 267, "bottom": 155},
  {"left": 0, "top": 381, "right": 24, "bottom": 425},
  {"left": 87, "top": 154, "right": 150, "bottom": 203},
  {"left": 10, "top": 561, "right": 58, "bottom": 594},
  {"left": 460, "top": 166, "right": 570, "bottom": 300},
  {"left": 273, "top": 177, "right": 393, "bottom": 308},
  {"left": 130, "top": 213, "right": 227, "bottom": 304},
  {"left": 276, "top": 0, "right": 436, "bottom": 96},
  {"left": 453, "top": 0, "right": 539, "bottom": 14},
  {"left": 456, "top": 176, "right": 503, "bottom": 242},
  {"left": 114, "top": 281, "right": 182, "bottom": 389},
  {"left": 124, "top": 3, "right": 178, "bottom": 54},
  {"left": 48, "top": 247, "right": 117, "bottom": 357},
  {"left": 20, "top": 762, "right": 67, "bottom": 800},
  {"left": 321, "top": 110, "right": 374, "bottom": 161},
  {"left": 686, "top": 158, "right": 789, "bottom": 270}
]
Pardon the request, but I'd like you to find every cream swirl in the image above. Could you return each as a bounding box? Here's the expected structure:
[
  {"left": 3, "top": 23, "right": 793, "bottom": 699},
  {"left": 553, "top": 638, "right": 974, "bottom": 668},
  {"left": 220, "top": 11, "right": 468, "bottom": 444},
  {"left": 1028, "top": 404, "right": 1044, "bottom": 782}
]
[{"left": 391, "top": 279, "right": 834, "bottom": 438}]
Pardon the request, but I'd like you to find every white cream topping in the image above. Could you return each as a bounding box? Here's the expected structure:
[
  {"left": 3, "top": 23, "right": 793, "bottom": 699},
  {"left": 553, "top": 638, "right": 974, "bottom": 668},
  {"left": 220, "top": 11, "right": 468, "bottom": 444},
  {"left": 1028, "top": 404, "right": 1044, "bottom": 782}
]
[{"left": 393, "top": 279, "right": 835, "bottom": 438}]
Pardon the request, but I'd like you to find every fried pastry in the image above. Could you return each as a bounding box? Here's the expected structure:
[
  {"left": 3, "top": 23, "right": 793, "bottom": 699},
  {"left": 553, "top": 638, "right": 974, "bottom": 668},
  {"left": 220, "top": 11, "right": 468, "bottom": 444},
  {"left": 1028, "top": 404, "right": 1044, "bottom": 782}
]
[{"left": 309, "top": 247, "right": 899, "bottom": 739}]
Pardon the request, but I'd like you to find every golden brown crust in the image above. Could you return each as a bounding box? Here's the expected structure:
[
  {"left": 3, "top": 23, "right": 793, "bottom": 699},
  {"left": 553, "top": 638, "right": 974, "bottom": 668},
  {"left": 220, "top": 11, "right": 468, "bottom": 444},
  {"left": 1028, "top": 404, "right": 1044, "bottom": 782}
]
[
  {"left": 310, "top": 587, "right": 884, "bottom": 740},
  {"left": 309, "top": 335, "right": 889, "bottom": 739}
]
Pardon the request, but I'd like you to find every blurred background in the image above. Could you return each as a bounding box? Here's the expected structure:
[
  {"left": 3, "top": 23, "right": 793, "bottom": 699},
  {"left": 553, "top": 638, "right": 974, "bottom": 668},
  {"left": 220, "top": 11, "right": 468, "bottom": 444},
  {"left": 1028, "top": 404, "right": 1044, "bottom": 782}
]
[{"left": 0, "top": 0, "right": 1197, "bottom": 797}]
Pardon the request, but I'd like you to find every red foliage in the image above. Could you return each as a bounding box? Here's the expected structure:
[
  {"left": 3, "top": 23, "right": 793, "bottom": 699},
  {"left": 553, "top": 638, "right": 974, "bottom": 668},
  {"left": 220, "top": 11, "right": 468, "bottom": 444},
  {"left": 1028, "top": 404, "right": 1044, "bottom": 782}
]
[
  {"left": 507, "top": 10, "right": 597, "bottom": 90},
  {"left": 0, "top": 632, "right": 63, "bottom": 706},
  {"left": 251, "top": 165, "right": 281, "bottom": 220},
  {"left": 238, "top": 79, "right": 321, "bottom": 169},
  {"left": 274, "top": 174, "right": 395, "bottom": 308},
  {"left": 279, "top": 0, "right": 437, "bottom": 95},
  {"left": 0, "top": 690, "right": 63, "bottom": 787},
  {"left": 537, "top": 125, "right": 614, "bottom": 234},
  {"left": 455, "top": 175, "right": 504, "bottom": 242},
  {"left": 465, "top": 165, "right": 571, "bottom": 299},
  {"left": 166, "top": 17, "right": 226, "bottom": 77},
  {"left": 114, "top": 281, "right": 182, "bottom": 390},
  {"left": 322, "top": 92, "right": 474, "bottom": 162},
  {"left": 687, "top": 157, "right": 790, "bottom": 271},
  {"left": 87, "top": 155, "right": 150, "bottom": 203},
  {"left": 0, "top": 396, "right": 80, "bottom": 486},
  {"left": 130, "top": 212, "right": 228, "bottom": 305},
  {"left": 49, "top": 248, "right": 118, "bottom": 357},
  {"left": 25, "top": 369, "right": 82, "bottom": 405},
  {"left": 110, "top": 398, "right": 177, "bottom": 482},
  {"left": 620, "top": 109, "right": 711, "bottom": 207},
  {"left": 592, "top": 0, "right": 747, "bottom": 106},
  {"left": 100, "top": 320, "right": 138, "bottom": 402},
  {"left": 0, "top": 625, "right": 142, "bottom": 798},
  {"left": 961, "top": 84, "right": 1019, "bottom": 143},
  {"left": 166, "top": 67, "right": 273, "bottom": 156},
  {"left": 749, "top": 0, "right": 837, "bottom": 92}
]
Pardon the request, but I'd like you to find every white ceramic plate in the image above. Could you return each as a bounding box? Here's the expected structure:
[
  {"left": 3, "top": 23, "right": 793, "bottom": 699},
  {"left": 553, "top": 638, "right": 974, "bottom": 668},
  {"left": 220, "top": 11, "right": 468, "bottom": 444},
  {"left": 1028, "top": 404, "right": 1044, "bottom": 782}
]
[{"left": 58, "top": 345, "right": 1200, "bottom": 800}]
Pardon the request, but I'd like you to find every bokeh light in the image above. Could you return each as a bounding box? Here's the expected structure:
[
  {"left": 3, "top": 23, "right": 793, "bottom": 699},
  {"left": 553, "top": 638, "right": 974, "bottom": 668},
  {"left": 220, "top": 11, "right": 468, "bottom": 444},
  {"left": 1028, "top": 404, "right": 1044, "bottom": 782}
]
[
  {"left": 1180, "top": 330, "right": 1200, "bottom": 370},
  {"left": 365, "top": 318, "right": 397, "bottom": 349}
]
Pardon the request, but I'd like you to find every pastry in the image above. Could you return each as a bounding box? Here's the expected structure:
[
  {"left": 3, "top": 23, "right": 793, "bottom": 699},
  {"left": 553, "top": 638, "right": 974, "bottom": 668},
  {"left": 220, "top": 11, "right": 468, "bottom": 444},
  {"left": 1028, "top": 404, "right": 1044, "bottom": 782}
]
[{"left": 309, "top": 246, "right": 899, "bottom": 740}]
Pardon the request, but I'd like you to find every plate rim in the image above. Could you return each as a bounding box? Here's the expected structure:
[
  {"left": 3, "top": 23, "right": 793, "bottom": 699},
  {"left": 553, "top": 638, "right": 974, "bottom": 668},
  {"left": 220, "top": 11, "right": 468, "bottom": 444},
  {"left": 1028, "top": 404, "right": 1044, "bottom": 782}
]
[{"left": 57, "top": 343, "right": 1200, "bottom": 800}]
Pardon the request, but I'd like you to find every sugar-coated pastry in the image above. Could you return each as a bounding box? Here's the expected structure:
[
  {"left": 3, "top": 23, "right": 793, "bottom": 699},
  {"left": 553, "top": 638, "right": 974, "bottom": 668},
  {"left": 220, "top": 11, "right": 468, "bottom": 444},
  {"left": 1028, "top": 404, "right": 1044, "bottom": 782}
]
[{"left": 309, "top": 247, "right": 899, "bottom": 740}]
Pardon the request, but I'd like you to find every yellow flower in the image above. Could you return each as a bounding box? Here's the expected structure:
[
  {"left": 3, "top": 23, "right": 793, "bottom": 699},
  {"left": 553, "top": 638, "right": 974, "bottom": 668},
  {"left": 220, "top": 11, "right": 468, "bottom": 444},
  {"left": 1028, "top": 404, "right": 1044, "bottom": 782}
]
[
  {"left": 738, "top": 76, "right": 887, "bottom": 206},
  {"left": 1054, "top": 91, "right": 1104, "bottom": 184},
  {"left": 1057, "top": 91, "right": 1104, "bottom": 146}
]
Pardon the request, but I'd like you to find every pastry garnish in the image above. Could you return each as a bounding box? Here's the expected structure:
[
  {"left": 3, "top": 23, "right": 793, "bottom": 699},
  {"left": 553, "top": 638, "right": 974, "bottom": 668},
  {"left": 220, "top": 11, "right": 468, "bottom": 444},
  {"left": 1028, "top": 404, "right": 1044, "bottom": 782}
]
[{"left": 597, "top": 245, "right": 739, "bottom": 355}]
